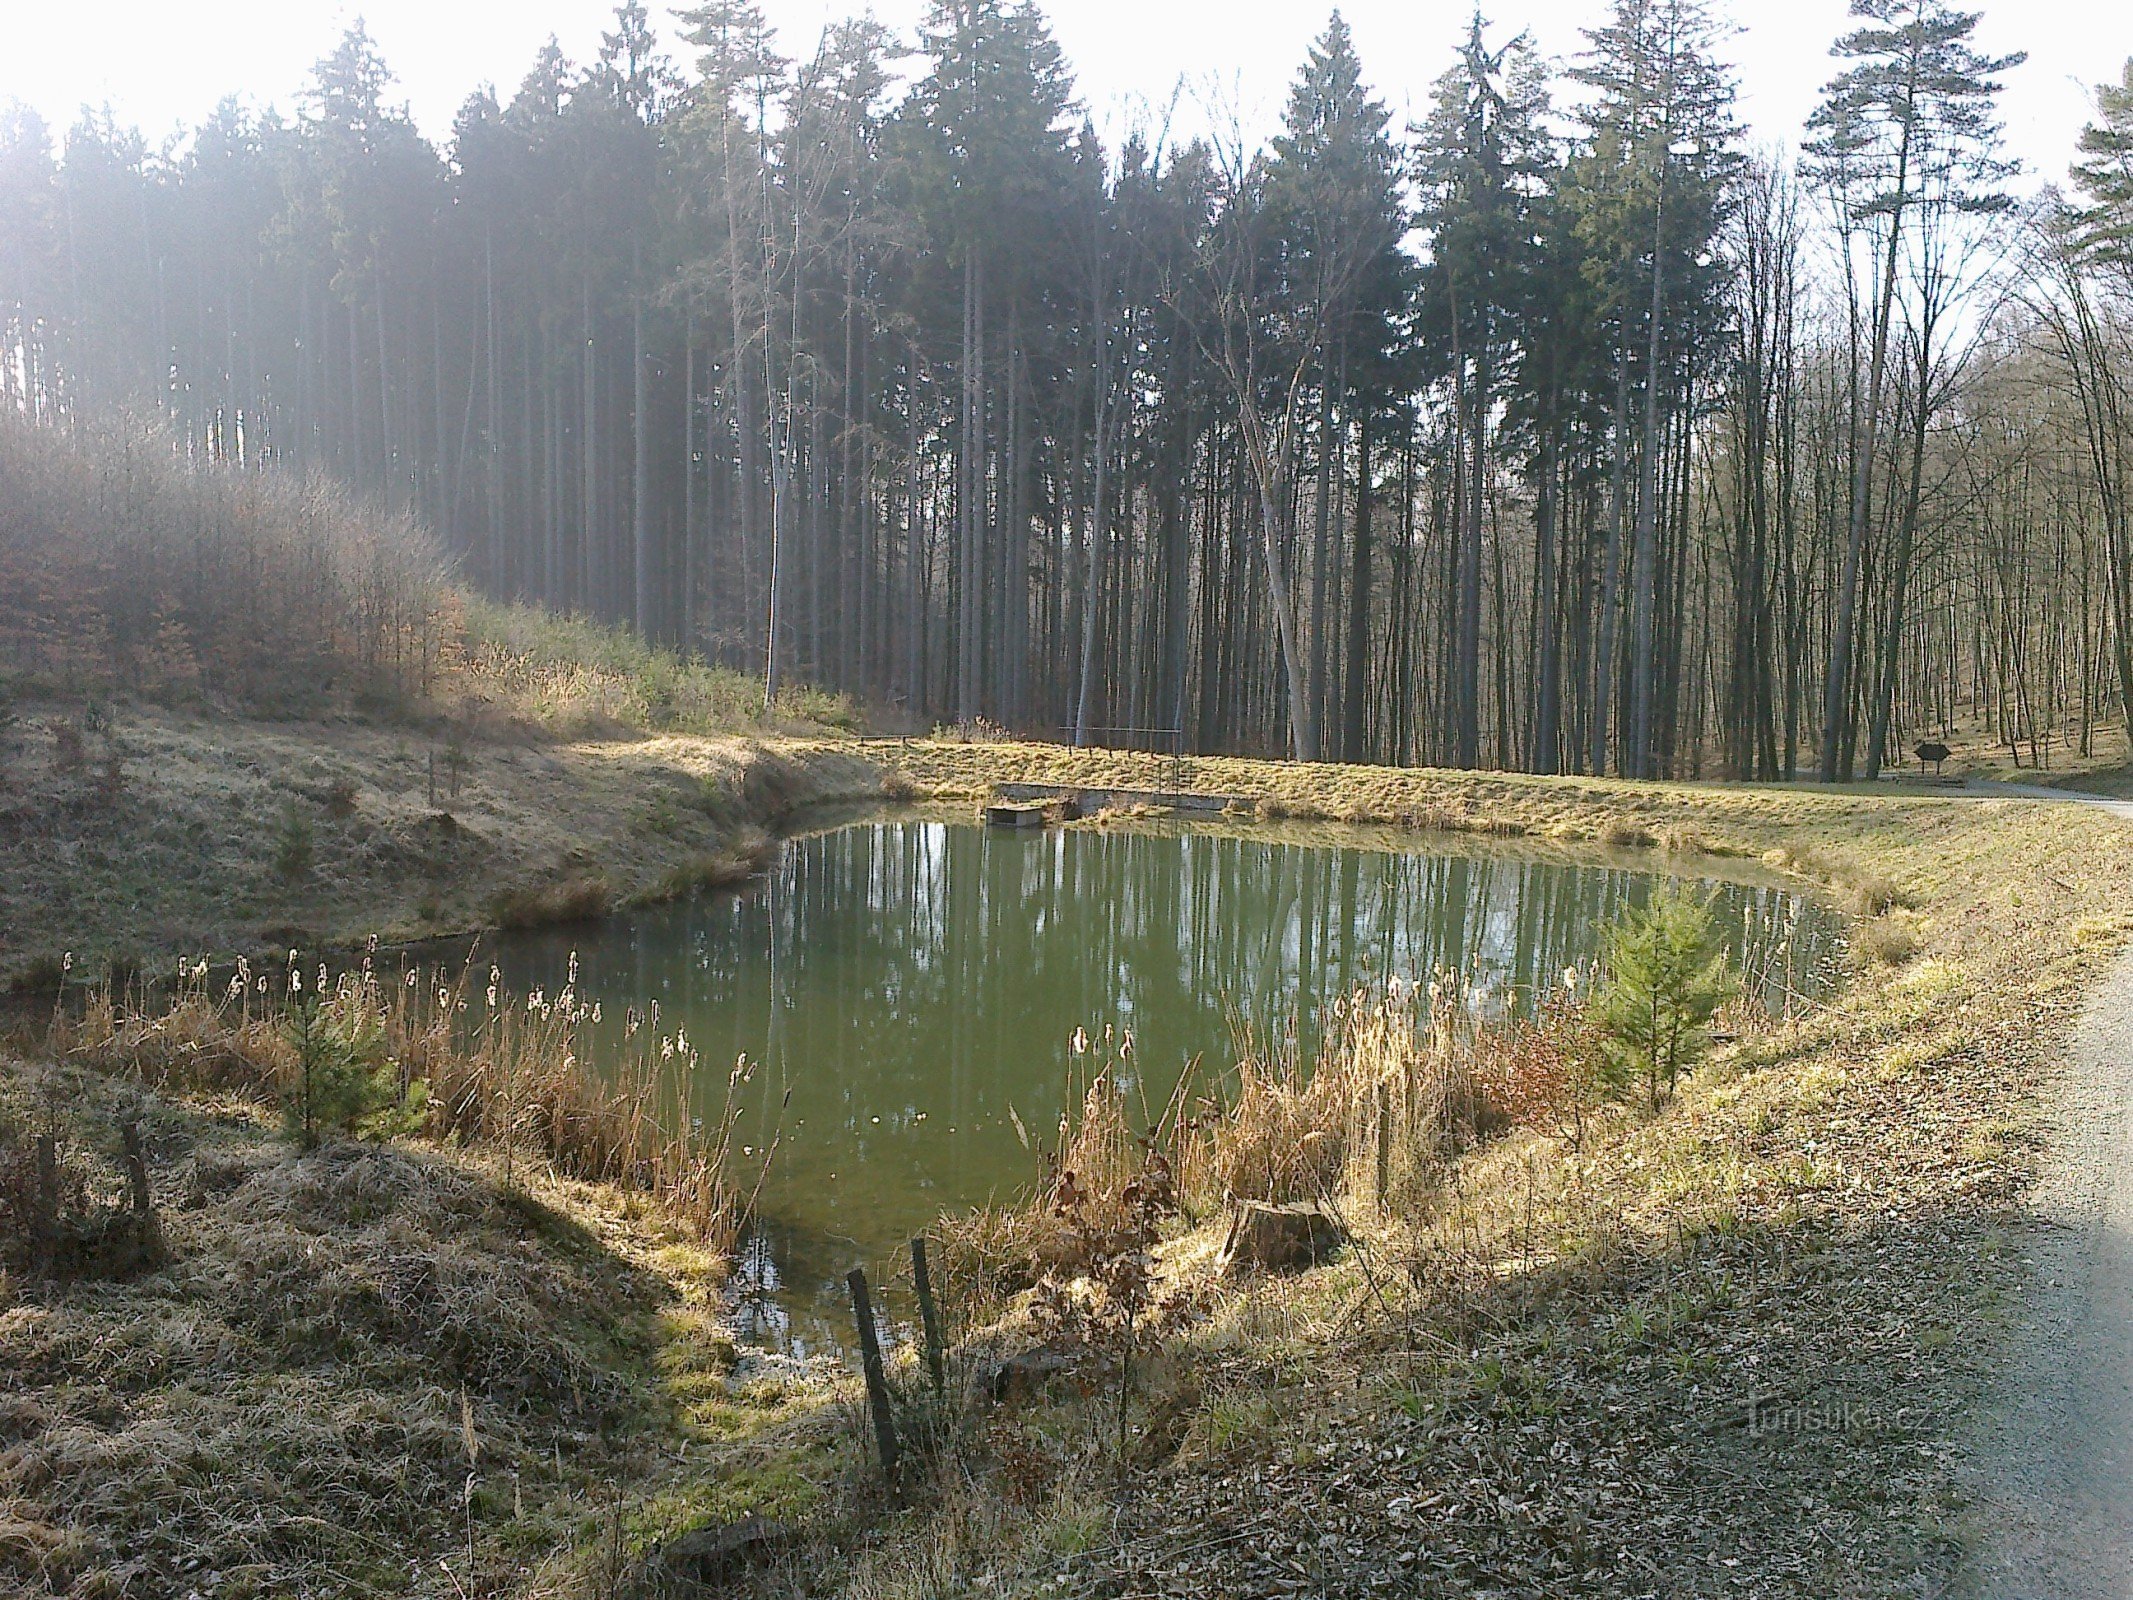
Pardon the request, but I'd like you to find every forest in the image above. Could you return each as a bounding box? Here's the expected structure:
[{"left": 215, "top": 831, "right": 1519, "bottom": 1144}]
[{"left": 3, "top": 0, "right": 2132, "bottom": 780}]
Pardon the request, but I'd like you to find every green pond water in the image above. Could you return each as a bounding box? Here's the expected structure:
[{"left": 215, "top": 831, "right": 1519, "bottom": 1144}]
[{"left": 486, "top": 813, "right": 1843, "bottom": 1349}]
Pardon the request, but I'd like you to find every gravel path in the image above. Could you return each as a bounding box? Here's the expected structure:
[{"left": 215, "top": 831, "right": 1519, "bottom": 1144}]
[{"left": 1961, "top": 784, "right": 2133, "bottom": 1598}]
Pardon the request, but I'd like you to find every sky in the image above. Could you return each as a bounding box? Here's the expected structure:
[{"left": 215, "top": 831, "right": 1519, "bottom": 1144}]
[{"left": 0, "top": 0, "right": 2123, "bottom": 189}]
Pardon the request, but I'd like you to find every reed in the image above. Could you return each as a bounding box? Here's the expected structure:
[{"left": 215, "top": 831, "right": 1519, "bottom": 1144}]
[
  {"left": 50, "top": 952, "right": 764, "bottom": 1253},
  {"left": 1200, "top": 979, "right": 1498, "bottom": 1211},
  {"left": 944, "top": 982, "right": 1616, "bottom": 1308}
]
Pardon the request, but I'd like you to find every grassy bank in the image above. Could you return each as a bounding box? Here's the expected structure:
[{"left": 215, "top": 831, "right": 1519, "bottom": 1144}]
[
  {"left": 0, "top": 702, "right": 894, "bottom": 990},
  {"left": 0, "top": 408, "right": 888, "bottom": 989},
  {"left": 779, "top": 739, "right": 2133, "bottom": 1597},
  {"left": 0, "top": 1052, "right": 841, "bottom": 1599},
  {"left": 9, "top": 727, "right": 2133, "bottom": 1596}
]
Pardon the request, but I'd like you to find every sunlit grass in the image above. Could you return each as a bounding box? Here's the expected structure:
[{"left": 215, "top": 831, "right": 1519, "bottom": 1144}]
[{"left": 455, "top": 599, "right": 860, "bottom": 739}]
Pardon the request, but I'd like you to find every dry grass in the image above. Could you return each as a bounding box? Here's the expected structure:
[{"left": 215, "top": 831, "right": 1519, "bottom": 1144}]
[
  {"left": 1199, "top": 986, "right": 1494, "bottom": 1211},
  {"left": 0, "top": 1054, "right": 772, "bottom": 1600},
  {"left": 15, "top": 716, "right": 2133, "bottom": 1594},
  {"left": 1850, "top": 914, "right": 1923, "bottom": 969},
  {"left": 46, "top": 959, "right": 765, "bottom": 1252},
  {"left": 0, "top": 705, "right": 887, "bottom": 988},
  {"left": 453, "top": 602, "right": 858, "bottom": 741}
]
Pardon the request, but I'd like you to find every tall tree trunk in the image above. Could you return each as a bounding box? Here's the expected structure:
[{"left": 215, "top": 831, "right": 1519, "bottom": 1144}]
[
  {"left": 1531, "top": 423, "right": 1563, "bottom": 775},
  {"left": 1342, "top": 413, "right": 1373, "bottom": 763},
  {"left": 631, "top": 239, "right": 653, "bottom": 640}
]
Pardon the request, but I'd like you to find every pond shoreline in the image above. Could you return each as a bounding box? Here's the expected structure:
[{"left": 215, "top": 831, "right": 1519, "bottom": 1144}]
[
  {"left": 9, "top": 715, "right": 2133, "bottom": 1595},
  {"left": 480, "top": 806, "right": 1843, "bottom": 1352}
]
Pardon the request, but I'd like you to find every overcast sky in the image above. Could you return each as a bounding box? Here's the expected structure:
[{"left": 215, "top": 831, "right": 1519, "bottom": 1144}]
[{"left": 1, "top": 0, "right": 2123, "bottom": 187}]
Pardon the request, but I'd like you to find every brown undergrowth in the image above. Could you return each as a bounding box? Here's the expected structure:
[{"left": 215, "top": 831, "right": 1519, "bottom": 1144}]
[
  {"left": 0, "top": 941, "right": 814, "bottom": 1598},
  {"left": 0, "top": 1053, "right": 776, "bottom": 1600}
]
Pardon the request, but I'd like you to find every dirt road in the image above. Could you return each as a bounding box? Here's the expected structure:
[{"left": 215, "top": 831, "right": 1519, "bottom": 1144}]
[{"left": 1962, "top": 785, "right": 2133, "bottom": 1597}]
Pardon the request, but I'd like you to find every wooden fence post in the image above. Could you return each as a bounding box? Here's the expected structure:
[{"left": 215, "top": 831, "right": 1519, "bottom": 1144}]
[
  {"left": 120, "top": 1119, "right": 152, "bottom": 1217},
  {"left": 911, "top": 1236, "right": 946, "bottom": 1396},
  {"left": 846, "top": 1266, "right": 900, "bottom": 1486}
]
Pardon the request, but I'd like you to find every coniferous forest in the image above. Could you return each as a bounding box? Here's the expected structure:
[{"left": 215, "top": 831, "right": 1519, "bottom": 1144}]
[{"left": 5, "top": 0, "right": 2133, "bottom": 780}]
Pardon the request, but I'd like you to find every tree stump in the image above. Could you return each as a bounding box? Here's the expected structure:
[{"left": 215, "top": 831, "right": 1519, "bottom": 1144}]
[
  {"left": 644, "top": 1514, "right": 793, "bottom": 1590},
  {"left": 981, "top": 1345, "right": 1074, "bottom": 1405},
  {"left": 1218, "top": 1200, "right": 1347, "bottom": 1277}
]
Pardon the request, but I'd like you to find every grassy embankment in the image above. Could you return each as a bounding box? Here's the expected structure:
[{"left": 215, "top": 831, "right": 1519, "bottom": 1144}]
[
  {"left": 0, "top": 409, "right": 888, "bottom": 988},
  {"left": 711, "top": 737, "right": 2133, "bottom": 1599}
]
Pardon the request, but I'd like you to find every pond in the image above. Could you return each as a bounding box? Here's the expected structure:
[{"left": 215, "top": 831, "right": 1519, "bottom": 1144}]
[{"left": 487, "top": 813, "right": 1842, "bottom": 1348}]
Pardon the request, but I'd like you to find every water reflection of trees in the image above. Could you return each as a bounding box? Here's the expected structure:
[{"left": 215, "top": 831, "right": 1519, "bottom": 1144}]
[{"left": 495, "top": 824, "right": 1839, "bottom": 1257}]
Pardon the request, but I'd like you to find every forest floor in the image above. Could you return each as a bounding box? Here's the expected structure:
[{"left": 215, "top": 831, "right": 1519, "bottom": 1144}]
[{"left": 8, "top": 719, "right": 2133, "bottom": 1596}]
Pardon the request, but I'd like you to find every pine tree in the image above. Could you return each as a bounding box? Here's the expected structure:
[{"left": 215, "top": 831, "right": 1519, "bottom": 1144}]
[
  {"left": 2073, "top": 58, "right": 2133, "bottom": 268},
  {"left": 1413, "top": 15, "right": 1551, "bottom": 768},
  {"left": 1572, "top": 0, "right": 1739, "bottom": 778},
  {"left": 1596, "top": 888, "right": 1735, "bottom": 1110}
]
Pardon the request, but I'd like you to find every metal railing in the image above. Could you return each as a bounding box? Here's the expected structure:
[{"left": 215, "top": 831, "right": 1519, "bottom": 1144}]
[{"left": 1058, "top": 725, "right": 1187, "bottom": 802}]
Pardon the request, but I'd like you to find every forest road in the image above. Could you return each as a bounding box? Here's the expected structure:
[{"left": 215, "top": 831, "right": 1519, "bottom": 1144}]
[{"left": 1956, "top": 782, "right": 2133, "bottom": 1598}]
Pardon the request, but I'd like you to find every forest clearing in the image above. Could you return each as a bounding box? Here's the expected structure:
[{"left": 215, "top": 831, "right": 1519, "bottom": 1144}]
[{"left": 8, "top": 0, "right": 2133, "bottom": 1594}]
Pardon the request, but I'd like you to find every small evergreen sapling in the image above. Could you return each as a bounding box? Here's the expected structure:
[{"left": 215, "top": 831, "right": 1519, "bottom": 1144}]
[
  {"left": 1596, "top": 889, "right": 1736, "bottom": 1111},
  {"left": 273, "top": 797, "right": 315, "bottom": 881},
  {"left": 282, "top": 971, "right": 428, "bottom": 1148}
]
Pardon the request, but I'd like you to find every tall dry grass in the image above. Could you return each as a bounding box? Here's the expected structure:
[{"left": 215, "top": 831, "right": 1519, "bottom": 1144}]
[
  {"left": 1197, "top": 981, "right": 1497, "bottom": 1210},
  {"left": 942, "top": 985, "right": 1607, "bottom": 1303},
  {"left": 50, "top": 954, "right": 764, "bottom": 1251},
  {"left": 0, "top": 408, "right": 454, "bottom": 708}
]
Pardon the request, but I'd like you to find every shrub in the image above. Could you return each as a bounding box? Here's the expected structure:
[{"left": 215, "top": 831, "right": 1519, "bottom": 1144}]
[
  {"left": 0, "top": 409, "right": 452, "bottom": 708},
  {"left": 1845, "top": 874, "right": 1908, "bottom": 917},
  {"left": 490, "top": 874, "right": 612, "bottom": 929},
  {"left": 272, "top": 797, "right": 315, "bottom": 881},
  {"left": 1470, "top": 993, "right": 1614, "bottom": 1150},
  {"left": 1595, "top": 890, "right": 1737, "bottom": 1111},
  {"left": 1598, "top": 817, "right": 1656, "bottom": 850},
  {"left": 1850, "top": 915, "right": 1920, "bottom": 969}
]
